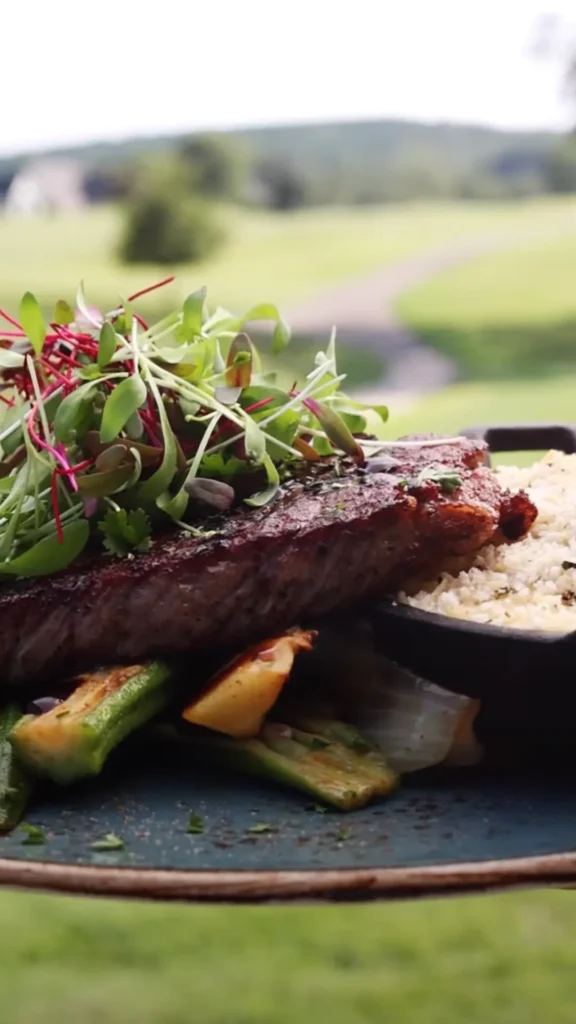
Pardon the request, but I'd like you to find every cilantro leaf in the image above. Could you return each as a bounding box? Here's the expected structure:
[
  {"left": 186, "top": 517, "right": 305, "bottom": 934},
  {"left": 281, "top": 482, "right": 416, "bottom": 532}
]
[
  {"left": 186, "top": 814, "right": 205, "bottom": 834},
  {"left": 335, "top": 826, "right": 351, "bottom": 842},
  {"left": 412, "top": 467, "right": 462, "bottom": 494},
  {"left": 199, "top": 453, "right": 248, "bottom": 482},
  {"left": 20, "top": 822, "right": 46, "bottom": 846},
  {"left": 98, "top": 508, "right": 151, "bottom": 556},
  {"left": 91, "top": 833, "right": 125, "bottom": 851},
  {"left": 248, "top": 823, "right": 276, "bottom": 834}
]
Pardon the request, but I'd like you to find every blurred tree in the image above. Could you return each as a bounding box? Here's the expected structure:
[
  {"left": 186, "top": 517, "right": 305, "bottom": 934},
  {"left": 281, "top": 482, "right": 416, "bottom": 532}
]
[
  {"left": 119, "top": 157, "right": 225, "bottom": 265},
  {"left": 255, "top": 160, "right": 308, "bottom": 210},
  {"left": 544, "top": 137, "right": 576, "bottom": 193},
  {"left": 179, "top": 133, "right": 244, "bottom": 199}
]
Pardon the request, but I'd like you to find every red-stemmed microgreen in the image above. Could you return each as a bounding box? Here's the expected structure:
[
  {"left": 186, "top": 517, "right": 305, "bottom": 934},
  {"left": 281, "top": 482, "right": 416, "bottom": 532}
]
[{"left": 0, "top": 276, "right": 465, "bottom": 579}]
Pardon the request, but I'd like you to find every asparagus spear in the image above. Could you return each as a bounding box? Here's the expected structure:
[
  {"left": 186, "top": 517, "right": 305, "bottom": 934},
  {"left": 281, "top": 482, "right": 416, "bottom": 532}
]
[
  {"left": 0, "top": 705, "right": 33, "bottom": 833},
  {"left": 10, "top": 662, "right": 173, "bottom": 785},
  {"left": 163, "top": 715, "right": 398, "bottom": 811}
]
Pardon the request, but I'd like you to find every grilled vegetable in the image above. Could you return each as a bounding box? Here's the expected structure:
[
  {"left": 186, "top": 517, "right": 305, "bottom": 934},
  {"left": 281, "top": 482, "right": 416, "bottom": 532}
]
[
  {"left": 182, "top": 630, "right": 316, "bottom": 738},
  {"left": 301, "top": 618, "right": 484, "bottom": 771},
  {"left": 10, "top": 662, "right": 173, "bottom": 785},
  {"left": 0, "top": 705, "right": 33, "bottom": 833},
  {"left": 166, "top": 714, "right": 397, "bottom": 810}
]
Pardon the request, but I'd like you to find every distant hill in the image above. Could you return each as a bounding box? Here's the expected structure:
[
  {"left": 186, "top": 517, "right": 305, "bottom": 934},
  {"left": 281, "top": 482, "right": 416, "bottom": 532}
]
[{"left": 0, "top": 119, "right": 561, "bottom": 204}]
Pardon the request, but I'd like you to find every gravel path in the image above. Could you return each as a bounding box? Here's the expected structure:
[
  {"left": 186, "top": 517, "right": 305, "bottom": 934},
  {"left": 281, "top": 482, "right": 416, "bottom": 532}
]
[{"left": 284, "top": 222, "right": 576, "bottom": 407}]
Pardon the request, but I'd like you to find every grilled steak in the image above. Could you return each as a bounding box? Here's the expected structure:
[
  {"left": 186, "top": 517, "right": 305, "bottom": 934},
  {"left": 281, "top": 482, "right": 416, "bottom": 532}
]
[{"left": 0, "top": 436, "right": 536, "bottom": 688}]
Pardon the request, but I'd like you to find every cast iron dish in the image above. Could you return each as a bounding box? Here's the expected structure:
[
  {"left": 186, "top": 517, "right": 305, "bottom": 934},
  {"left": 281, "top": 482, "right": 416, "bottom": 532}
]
[{"left": 364, "top": 423, "right": 576, "bottom": 762}]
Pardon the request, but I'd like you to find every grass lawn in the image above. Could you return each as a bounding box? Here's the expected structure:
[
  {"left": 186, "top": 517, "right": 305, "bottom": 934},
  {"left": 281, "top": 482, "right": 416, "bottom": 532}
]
[
  {"left": 0, "top": 197, "right": 573, "bottom": 321},
  {"left": 1, "top": 888, "right": 576, "bottom": 1023},
  {"left": 397, "top": 220, "right": 576, "bottom": 380},
  {"left": 1, "top": 196, "right": 574, "bottom": 392},
  {"left": 391, "top": 375, "right": 576, "bottom": 434}
]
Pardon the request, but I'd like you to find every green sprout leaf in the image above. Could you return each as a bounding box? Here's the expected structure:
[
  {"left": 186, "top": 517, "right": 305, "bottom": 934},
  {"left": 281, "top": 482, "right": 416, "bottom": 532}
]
[
  {"left": 138, "top": 385, "right": 178, "bottom": 505},
  {"left": 118, "top": 297, "right": 133, "bottom": 335},
  {"left": 98, "top": 508, "right": 151, "bottom": 555},
  {"left": 156, "top": 488, "right": 189, "bottom": 521},
  {"left": 98, "top": 322, "right": 118, "bottom": 370},
  {"left": 19, "top": 293, "right": 46, "bottom": 356},
  {"left": 186, "top": 814, "right": 205, "bottom": 834},
  {"left": 271, "top": 318, "right": 291, "bottom": 354},
  {"left": 0, "top": 519, "right": 89, "bottom": 578},
  {"left": 243, "top": 413, "right": 267, "bottom": 465},
  {"left": 78, "top": 364, "right": 103, "bottom": 382},
  {"left": 199, "top": 453, "right": 247, "bottom": 482},
  {"left": 100, "top": 375, "right": 147, "bottom": 444},
  {"left": 54, "top": 379, "right": 101, "bottom": 444},
  {"left": 244, "top": 453, "right": 280, "bottom": 508},
  {"left": 181, "top": 287, "right": 207, "bottom": 340},
  {"left": 77, "top": 457, "right": 136, "bottom": 498},
  {"left": 304, "top": 399, "right": 365, "bottom": 466},
  {"left": 53, "top": 299, "right": 75, "bottom": 325}
]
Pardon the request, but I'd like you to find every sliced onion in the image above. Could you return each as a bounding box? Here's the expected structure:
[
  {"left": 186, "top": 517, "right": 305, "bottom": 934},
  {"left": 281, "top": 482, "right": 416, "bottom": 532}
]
[
  {"left": 348, "top": 668, "right": 473, "bottom": 773},
  {"left": 307, "top": 619, "right": 484, "bottom": 773},
  {"left": 444, "top": 699, "right": 484, "bottom": 767}
]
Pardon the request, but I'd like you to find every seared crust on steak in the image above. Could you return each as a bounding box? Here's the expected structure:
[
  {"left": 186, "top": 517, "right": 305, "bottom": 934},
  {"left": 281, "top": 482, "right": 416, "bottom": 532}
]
[{"left": 0, "top": 436, "right": 536, "bottom": 687}]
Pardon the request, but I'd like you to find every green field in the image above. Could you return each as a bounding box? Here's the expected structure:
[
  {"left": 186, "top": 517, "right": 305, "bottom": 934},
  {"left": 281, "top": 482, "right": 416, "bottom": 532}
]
[
  {"left": 1, "top": 888, "right": 576, "bottom": 1024},
  {"left": 3, "top": 198, "right": 576, "bottom": 1023},
  {"left": 0, "top": 197, "right": 573, "bottom": 319},
  {"left": 1, "top": 197, "right": 574, "bottom": 392},
  {"left": 398, "top": 218, "right": 576, "bottom": 379},
  {"left": 391, "top": 375, "right": 576, "bottom": 440}
]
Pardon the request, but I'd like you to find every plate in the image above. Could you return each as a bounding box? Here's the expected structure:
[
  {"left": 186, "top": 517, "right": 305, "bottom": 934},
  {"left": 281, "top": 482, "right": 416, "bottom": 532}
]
[
  {"left": 1, "top": 754, "right": 576, "bottom": 901},
  {"left": 2, "top": 420, "right": 576, "bottom": 903}
]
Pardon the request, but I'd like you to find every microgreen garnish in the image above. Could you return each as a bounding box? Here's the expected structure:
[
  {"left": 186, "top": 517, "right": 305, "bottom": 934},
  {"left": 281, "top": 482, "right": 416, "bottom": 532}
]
[
  {"left": 91, "top": 833, "right": 125, "bottom": 851},
  {"left": 186, "top": 814, "right": 205, "bottom": 834},
  {"left": 0, "top": 279, "right": 392, "bottom": 579},
  {"left": 98, "top": 509, "right": 151, "bottom": 556},
  {"left": 247, "top": 823, "right": 276, "bottom": 834},
  {"left": 335, "top": 826, "right": 351, "bottom": 842},
  {"left": 411, "top": 467, "right": 462, "bottom": 494},
  {"left": 20, "top": 822, "right": 46, "bottom": 845}
]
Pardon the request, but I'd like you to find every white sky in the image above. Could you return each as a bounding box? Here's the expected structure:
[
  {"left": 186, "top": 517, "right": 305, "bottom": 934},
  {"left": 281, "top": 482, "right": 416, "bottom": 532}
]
[{"left": 1, "top": 0, "right": 574, "bottom": 157}]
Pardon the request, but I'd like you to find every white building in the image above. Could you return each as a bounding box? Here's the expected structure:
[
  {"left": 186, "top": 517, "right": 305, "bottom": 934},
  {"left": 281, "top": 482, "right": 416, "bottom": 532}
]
[{"left": 4, "top": 159, "right": 86, "bottom": 216}]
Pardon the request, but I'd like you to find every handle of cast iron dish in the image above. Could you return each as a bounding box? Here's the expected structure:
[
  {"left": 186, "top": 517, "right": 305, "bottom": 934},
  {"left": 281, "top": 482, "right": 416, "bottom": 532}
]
[{"left": 460, "top": 423, "right": 576, "bottom": 462}]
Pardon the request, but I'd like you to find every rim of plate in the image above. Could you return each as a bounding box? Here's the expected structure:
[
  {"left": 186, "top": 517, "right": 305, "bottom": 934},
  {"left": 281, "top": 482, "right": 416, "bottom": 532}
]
[{"left": 1, "top": 851, "right": 576, "bottom": 902}]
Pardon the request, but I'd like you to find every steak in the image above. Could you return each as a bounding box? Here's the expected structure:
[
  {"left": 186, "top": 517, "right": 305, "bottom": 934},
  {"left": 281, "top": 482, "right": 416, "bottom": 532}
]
[{"left": 0, "top": 436, "right": 536, "bottom": 688}]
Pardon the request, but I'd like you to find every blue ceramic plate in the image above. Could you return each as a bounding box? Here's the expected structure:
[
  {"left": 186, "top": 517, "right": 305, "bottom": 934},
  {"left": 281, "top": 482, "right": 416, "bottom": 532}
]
[{"left": 1, "top": 754, "right": 576, "bottom": 901}]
